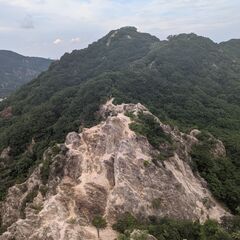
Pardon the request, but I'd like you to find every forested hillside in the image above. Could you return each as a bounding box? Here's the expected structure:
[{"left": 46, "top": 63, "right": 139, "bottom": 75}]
[
  {"left": 0, "top": 50, "right": 52, "bottom": 97},
  {"left": 0, "top": 27, "right": 240, "bottom": 215},
  {"left": 220, "top": 39, "right": 240, "bottom": 61}
]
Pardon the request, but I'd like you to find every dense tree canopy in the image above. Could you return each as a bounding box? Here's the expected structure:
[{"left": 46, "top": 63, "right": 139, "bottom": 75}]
[{"left": 113, "top": 213, "right": 240, "bottom": 240}]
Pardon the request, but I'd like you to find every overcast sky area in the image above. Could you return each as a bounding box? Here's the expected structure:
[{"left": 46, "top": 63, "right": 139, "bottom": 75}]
[{"left": 0, "top": 0, "right": 239, "bottom": 59}]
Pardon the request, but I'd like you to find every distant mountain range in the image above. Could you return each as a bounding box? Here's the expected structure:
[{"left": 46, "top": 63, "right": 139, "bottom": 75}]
[{"left": 0, "top": 50, "right": 53, "bottom": 97}]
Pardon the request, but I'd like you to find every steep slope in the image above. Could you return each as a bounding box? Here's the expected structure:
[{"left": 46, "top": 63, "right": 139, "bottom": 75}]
[
  {"left": 5, "top": 27, "right": 158, "bottom": 107},
  {"left": 0, "top": 50, "right": 53, "bottom": 97},
  {"left": 0, "top": 27, "right": 240, "bottom": 215},
  {"left": 220, "top": 39, "right": 240, "bottom": 62},
  {"left": 0, "top": 100, "right": 230, "bottom": 240},
  {"left": 0, "top": 27, "right": 160, "bottom": 202}
]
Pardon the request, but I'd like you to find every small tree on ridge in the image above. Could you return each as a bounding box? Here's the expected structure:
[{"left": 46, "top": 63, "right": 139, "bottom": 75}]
[{"left": 92, "top": 215, "right": 107, "bottom": 239}]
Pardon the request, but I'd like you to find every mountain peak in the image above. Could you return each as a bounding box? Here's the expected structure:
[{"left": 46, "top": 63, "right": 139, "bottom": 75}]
[
  {"left": 103, "top": 26, "right": 159, "bottom": 48},
  {"left": 118, "top": 26, "right": 138, "bottom": 32},
  {"left": 167, "top": 32, "right": 215, "bottom": 45},
  {"left": 107, "top": 26, "right": 138, "bottom": 36}
]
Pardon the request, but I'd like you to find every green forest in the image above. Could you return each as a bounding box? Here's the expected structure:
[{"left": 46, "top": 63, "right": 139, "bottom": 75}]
[{"left": 113, "top": 213, "right": 240, "bottom": 240}]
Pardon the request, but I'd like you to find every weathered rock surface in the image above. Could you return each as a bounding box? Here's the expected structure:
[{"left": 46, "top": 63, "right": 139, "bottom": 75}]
[
  {"left": 0, "top": 146, "right": 11, "bottom": 162},
  {"left": 0, "top": 106, "right": 12, "bottom": 119},
  {"left": 0, "top": 100, "right": 230, "bottom": 240}
]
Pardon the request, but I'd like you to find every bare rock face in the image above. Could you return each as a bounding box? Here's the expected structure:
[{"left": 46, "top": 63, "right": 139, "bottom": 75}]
[
  {"left": 0, "top": 146, "right": 11, "bottom": 168},
  {"left": 0, "top": 99, "right": 230, "bottom": 240},
  {"left": 211, "top": 139, "right": 226, "bottom": 158},
  {"left": 0, "top": 106, "right": 12, "bottom": 119},
  {"left": 0, "top": 146, "right": 11, "bottom": 160}
]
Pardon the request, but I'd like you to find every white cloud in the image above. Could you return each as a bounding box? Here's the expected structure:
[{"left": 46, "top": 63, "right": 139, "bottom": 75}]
[
  {"left": 53, "top": 38, "right": 62, "bottom": 45},
  {"left": 0, "top": 0, "right": 45, "bottom": 8},
  {"left": 70, "top": 37, "right": 80, "bottom": 43},
  {"left": 0, "top": 0, "right": 239, "bottom": 58},
  {"left": 1, "top": 0, "right": 239, "bottom": 35},
  {"left": 0, "top": 26, "right": 15, "bottom": 32}
]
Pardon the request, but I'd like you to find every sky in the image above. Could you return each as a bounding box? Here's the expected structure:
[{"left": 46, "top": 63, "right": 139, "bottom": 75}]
[{"left": 0, "top": 0, "right": 239, "bottom": 59}]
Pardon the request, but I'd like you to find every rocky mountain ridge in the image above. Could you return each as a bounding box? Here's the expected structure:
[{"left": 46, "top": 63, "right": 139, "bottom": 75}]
[
  {"left": 0, "top": 27, "right": 240, "bottom": 215},
  {"left": 0, "top": 100, "right": 230, "bottom": 240}
]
